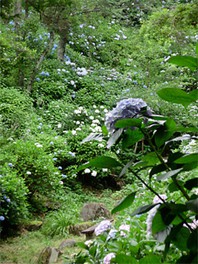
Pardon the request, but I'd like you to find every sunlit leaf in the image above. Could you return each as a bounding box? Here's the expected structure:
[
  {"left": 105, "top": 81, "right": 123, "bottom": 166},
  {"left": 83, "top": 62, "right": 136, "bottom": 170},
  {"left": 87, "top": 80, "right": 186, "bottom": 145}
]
[
  {"left": 78, "top": 156, "right": 121, "bottom": 171},
  {"left": 139, "top": 254, "right": 162, "bottom": 264},
  {"left": 107, "top": 128, "right": 123, "bottom": 148},
  {"left": 111, "top": 192, "right": 136, "bottom": 214},
  {"left": 168, "top": 55, "right": 198, "bottom": 71},
  {"left": 81, "top": 133, "right": 103, "bottom": 144},
  {"left": 157, "top": 88, "right": 196, "bottom": 107},
  {"left": 142, "top": 152, "right": 159, "bottom": 166},
  {"left": 157, "top": 168, "right": 183, "bottom": 181},
  {"left": 119, "top": 160, "right": 134, "bottom": 177},
  {"left": 115, "top": 254, "right": 138, "bottom": 264},
  {"left": 174, "top": 153, "right": 198, "bottom": 164}
]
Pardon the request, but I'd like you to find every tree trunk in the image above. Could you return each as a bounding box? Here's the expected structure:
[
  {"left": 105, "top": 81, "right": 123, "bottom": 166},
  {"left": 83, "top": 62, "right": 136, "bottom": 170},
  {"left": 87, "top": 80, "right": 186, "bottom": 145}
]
[
  {"left": 27, "top": 31, "right": 55, "bottom": 93},
  {"left": 57, "top": 33, "right": 68, "bottom": 61}
]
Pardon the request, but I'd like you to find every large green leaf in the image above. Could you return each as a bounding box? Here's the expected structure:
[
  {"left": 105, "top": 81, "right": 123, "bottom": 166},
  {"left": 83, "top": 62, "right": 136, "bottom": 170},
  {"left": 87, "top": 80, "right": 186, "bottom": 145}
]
[
  {"left": 115, "top": 254, "right": 138, "bottom": 264},
  {"left": 168, "top": 55, "right": 198, "bottom": 71},
  {"left": 157, "top": 168, "right": 183, "bottom": 181},
  {"left": 142, "top": 152, "right": 159, "bottom": 166},
  {"left": 173, "top": 227, "right": 191, "bottom": 251},
  {"left": 174, "top": 153, "right": 198, "bottom": 164},
  {"left": 122, "top": 129, "right": 144, "bottom": 148},
  {"left": 157, "top": 88, "right": 195, "bottom": 107},
  {"left": 115, "top": 118, "right": 143, "bottom": 128},
  {"left": 139, "top": 255, "right": 162, "bottom": 264},
  {"left": 131, "top": 203, "right": 159, "bottom": 217},
  {"left": 152, "top": 211, "right": 167, "bottom": 234},
  {"left": 111, "top": 192, "right": 136, "bottom": 214},
  {"left": 78, "top": 156, "right": 121, "bottom": 171},
  {"left": 154, "top": 119, "right": 176, "bottom": 147}
]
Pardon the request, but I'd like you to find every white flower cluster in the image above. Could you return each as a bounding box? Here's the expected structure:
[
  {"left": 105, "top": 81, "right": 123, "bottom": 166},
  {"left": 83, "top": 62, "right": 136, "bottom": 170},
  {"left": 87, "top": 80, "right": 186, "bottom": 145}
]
[{"left": 105, "top": 98, "right": 151, "bottom": 133}]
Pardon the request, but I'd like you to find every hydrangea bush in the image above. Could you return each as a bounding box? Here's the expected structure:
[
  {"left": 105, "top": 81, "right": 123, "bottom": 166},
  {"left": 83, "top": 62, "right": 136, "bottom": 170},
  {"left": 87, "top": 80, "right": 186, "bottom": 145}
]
[{"left": 77, "top": 52, "right": 198, "bottom": 263}]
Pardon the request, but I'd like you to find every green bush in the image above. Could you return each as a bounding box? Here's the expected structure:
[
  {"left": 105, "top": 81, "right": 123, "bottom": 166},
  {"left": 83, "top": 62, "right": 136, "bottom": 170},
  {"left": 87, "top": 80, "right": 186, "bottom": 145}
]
[
  {"left": 0, "top": 168, "right": 29, "bottom": 234},
  {"left": 0, "top": 87, "right": 33, "bottom": 136},
  {"left": 1, "top": 139, "right": 63, "bottom": 212}
]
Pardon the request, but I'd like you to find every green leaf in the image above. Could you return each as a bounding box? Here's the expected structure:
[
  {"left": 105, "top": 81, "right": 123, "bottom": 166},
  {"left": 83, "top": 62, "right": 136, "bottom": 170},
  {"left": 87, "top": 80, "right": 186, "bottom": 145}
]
[
  {"left": 157, "top": 88, "right": 196, "bottom": 107},
  {"left": 150, "top": 164, "right": 167, "bottom": 178},
  {"left": 142, "top": 152, "right": 159, "bottom": 166},
  {"left": 172, "top": 227, "right": 190, "bottom": 251},
  {"left": 101, "top": 125, "right": 108, "bottom": 136},
  {"left": 157, "top": 168, "right": 183, "bottom": 181},
  {"left": 139, "top": 255, "right": 162, "bottom": 264},
  {"left": 154, "top": 119, "right": 176, "bottom": 147},
  {"left": 152, "top": 211, "right": 167, "bottom": 235},
  {"left": 111, "top": 192, "right": 136, "bottom": 214},
  {"left": 115, "top": 254, "right": 138, "bottom": 264},
  {"left": 131, "top": 203, "right": 159, "bottom": 217},
  {"left": 115, "top": 118, "right": 142, "bottom": 128},
  {"left": 174, "top": 153, "right": 198, "bottom": 164},
  {"left": 78, "top": 156, "right": 121, "bottom": 171},
  {"left": 107, "top": 129, "right": 123, "bottom": 149},
  {"left": 187, "top": 228, "right": 198, "bottom": 253},
  {"left": 186, "top": 198, "right": 198, "bottom": 213},
  {"left": 184, "top": 178, "right": 198, "bottom": 190},
  {"left": 168, "top": 55, "right": 198, "bottom": 71},
  {"left": 189, "top": 89, "right": 198, "bottom": 100},
  {"left": 122, "top": 129, "right": 144, "bottom": 148},
  {"left": 168, "top": 180, "right": 184, "bottom": 193}
]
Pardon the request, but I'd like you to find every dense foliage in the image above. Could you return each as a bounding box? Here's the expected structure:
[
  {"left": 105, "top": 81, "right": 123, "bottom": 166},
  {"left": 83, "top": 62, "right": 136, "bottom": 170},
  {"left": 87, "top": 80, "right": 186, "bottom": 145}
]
[{"left": 0, "top": 0, "right": 197, "bottom": 263}]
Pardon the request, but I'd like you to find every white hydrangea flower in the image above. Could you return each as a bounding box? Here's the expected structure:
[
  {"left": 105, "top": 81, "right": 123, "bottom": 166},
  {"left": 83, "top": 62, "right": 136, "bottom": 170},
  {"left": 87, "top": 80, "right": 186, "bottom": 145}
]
[{"left": 91, "top": 170, "right": 97, "bottom": 177}]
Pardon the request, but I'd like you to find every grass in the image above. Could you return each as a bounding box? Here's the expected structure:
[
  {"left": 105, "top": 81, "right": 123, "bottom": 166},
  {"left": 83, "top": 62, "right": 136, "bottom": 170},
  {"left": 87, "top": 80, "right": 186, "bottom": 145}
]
[{"left": 0, "top": 230, "right": 85, "bottom": 263}]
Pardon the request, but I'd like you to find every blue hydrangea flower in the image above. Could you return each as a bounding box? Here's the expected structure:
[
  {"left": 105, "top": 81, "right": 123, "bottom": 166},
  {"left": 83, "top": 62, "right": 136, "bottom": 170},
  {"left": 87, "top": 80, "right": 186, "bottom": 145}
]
[
  {"left": 0, "top": 216, "right": 5, "bottom": 221},
  {"left": 8, "top": 163, "right": 13, "bottom": 168},
  {"left": 105, "top": 98, "right": 152, "bottom": 133}
]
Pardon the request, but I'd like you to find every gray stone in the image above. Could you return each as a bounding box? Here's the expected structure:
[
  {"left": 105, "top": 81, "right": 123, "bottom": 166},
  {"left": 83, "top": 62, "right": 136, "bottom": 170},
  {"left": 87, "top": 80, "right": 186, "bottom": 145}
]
[
  {"left": 37, "top": 246, "right": 60, "bottom": 264},
  {"left": 68, "top": 222, "right": 93, "bottom": 236},
  {"left": 58, "top": 239, "right": 76, "bottom": 250},
  {"left": 80, "top": 203, "right": 111, "bottom": 221}
]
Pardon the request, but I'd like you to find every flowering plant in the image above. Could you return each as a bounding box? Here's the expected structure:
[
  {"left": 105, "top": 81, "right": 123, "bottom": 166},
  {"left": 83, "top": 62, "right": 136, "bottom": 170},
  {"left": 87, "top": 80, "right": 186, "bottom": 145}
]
[{"left": 78, "top": 52, "right": 198, "bottom": 264}]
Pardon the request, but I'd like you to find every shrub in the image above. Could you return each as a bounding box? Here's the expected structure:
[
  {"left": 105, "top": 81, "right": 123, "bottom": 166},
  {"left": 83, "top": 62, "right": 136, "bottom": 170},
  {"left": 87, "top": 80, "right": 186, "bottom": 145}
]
[
  {"left": 0, "top": 87, "right": 33, "bottom": 136},
  {"left": 1, "top": 139, "right": 63, "bottom": 212},
  {"left": 0, "top": 168, "right": 29, "bottom": 234}
]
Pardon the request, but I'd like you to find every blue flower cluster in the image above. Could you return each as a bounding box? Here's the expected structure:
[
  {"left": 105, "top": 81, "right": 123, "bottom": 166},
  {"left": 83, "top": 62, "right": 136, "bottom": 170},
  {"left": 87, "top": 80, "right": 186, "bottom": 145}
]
[
  {"left": 40, "top": 71, "right": 50, "bottom": 77},
  {"left": 105, "top": 98, "right": 152, "bottom": 133}
]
